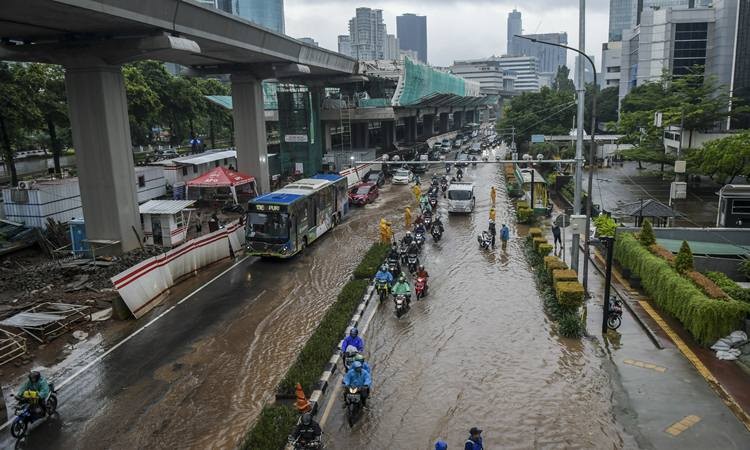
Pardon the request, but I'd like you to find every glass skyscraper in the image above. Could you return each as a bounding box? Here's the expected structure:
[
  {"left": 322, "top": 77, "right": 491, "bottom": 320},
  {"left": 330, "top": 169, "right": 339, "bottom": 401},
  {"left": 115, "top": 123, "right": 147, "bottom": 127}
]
[
  {"left": 397, "top": 14, "right": 427, "bottom": 63},
  {"left": 233, "top": 0, "right": 285, "bottom": 34},
  {"left": 507, "top": 9, "right": 522, "bottom": 55},
  {"left": 609, "top": 0, "right": 713, "bottom": 42}
]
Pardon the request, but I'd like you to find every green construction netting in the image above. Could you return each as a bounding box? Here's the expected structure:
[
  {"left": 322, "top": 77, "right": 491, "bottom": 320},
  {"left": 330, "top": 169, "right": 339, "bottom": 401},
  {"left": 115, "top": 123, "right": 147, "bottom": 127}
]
[
  {"left": 359, "top": 98, "right": 390, "bottom": 108},
  {"left": 394, "top": 57, "right": 468, "bottom": 107},
  {"left": 203, "top": 81, "right": 278, "bottom": 111}
]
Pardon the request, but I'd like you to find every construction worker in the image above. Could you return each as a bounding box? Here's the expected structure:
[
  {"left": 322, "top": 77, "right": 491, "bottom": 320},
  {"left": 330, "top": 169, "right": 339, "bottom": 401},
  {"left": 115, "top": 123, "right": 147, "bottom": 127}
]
[
  {"left": 385, "top": 220, "right": 394, "bottom": 242},
  {"left": 489, "top": 207, "right": 496, "bottom": 223},
  {"left": 490, "top": 186, "right": 496, "bottom": 206},
  {"left": 379, "top": 218, "right": 390, "bottom": 243},
  {"left": 405, "top": 207, "right": 412, "bottom": 229},
  {"left": 412, "top": 184, "right": 421, "bottom": 203}
]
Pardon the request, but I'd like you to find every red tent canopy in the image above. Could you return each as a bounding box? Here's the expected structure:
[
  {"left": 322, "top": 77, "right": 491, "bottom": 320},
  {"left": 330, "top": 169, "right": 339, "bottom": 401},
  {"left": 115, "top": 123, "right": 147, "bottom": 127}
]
[{"left": 186, "top": 166, "right": 255, "bottom": 188}]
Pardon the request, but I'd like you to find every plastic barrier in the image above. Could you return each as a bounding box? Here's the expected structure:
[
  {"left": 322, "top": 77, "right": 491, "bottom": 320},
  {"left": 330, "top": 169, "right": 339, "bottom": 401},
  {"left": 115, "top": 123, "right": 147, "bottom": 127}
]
[{"left": 111, "top": 220, "right": 245, "bottom": 319}]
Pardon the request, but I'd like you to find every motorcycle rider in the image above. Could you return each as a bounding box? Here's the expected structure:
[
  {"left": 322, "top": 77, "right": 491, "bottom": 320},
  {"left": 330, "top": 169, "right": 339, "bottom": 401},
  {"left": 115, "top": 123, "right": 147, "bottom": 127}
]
[
  {"left": 401, "top": 231, "right": 414, "bottom": 247},
  {"left": 344, "top": 361, "right": 372, "bottom": 406},
  {"left": 392, "top": 275, "right": 412, "bottom": 306},
  {"left": 413, "top": 221, "right": 426, "bottom": 239},
  {"left": 16, "top": 371, "right": 50, "bottom": 417},
  {"left": 388, "top": 242, "right": 400, "bottom": 261},
  {"left": 375, "top": 264, "right": 394, "bottom": 286},
  {"left": 488, "top": 220, "right": 497, "bottom": 248},
  {"left": 456, "top": 167, "right": 464, "bottom": 180},
  {"left": 340, "top": 328, "right": 364, "bottom": 353},
  {"left": 291, "top": 412, "right": 322, "bottom": 446},
  {"left": 432, "top": 215, "right": 445, "bottom": 234},
  {"left": 416, "top": 264, "right": 429, "bottom": 296},
  {"left": 354, "top": 354, "right": 372, "bottom": 374}
]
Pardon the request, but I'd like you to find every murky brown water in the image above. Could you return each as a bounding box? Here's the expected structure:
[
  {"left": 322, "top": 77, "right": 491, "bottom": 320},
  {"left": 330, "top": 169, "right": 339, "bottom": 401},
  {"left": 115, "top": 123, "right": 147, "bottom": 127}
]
[{"left": 321, "top": 163, "right": 628, "bottom": 449}]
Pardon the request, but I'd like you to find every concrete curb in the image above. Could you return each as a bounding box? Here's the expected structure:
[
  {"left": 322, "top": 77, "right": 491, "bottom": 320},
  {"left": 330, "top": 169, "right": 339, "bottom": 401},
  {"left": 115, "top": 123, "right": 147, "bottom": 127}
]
[{"left": 307, "top": 282, "right": 376, "bottom": 415}]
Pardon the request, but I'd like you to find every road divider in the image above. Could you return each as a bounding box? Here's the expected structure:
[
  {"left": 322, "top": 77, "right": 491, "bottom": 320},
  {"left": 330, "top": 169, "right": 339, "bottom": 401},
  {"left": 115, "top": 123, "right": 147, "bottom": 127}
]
[{"left": 241, "top": 243, "right": 389, "bottom": 450}]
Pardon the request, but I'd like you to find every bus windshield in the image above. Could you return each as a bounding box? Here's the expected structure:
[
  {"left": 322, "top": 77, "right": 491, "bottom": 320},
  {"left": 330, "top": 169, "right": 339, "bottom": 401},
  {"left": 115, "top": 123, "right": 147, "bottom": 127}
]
[
  {"left": 248, "top": 211, "right": 289, "bottom": 242},
  {"left": 448, "top": 190, "right": 472, "bottom": 201}
]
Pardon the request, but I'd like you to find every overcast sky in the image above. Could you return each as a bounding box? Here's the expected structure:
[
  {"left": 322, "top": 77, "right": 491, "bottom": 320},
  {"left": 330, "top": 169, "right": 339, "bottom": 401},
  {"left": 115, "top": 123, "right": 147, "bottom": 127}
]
[{"left": 286, "top": 0, "right": 610, "bottom": 69}]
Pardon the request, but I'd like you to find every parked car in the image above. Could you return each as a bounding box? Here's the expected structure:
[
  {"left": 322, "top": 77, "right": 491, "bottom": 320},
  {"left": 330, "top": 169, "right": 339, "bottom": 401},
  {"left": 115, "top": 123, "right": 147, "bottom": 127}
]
[
  {"left": 348, "top": 182, "right": 379, "bottom": 205},
  {"left": 392, "top": 169, "right": 413, "bottom": 185},
  {"left": 156, "top": 149, "right": 179, "bottom": 159},
  {"left": 362, "top": 170, "right": 386, "bottom": 187}
]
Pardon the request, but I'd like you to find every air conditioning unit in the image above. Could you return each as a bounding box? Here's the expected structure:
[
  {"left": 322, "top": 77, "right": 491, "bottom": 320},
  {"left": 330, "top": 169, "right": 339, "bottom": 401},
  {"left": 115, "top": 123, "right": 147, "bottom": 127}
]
[{"left": 17, "top": 181, "right": 28, "bottom": 190}]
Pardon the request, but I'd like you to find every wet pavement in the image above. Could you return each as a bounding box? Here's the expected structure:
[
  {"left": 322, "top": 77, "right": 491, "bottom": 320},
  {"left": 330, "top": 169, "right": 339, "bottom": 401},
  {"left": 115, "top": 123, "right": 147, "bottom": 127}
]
[
  {"left": 2, "top": 180, "right": 413, "bottom": 449},
  {"left": 318, "top": 163, "right": 634, "bottom": 449}
]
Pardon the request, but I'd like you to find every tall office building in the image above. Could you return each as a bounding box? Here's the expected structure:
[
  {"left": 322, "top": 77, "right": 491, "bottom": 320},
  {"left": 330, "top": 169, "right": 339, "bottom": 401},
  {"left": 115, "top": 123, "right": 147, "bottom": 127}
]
[
  {"left": 396, "top": 13, "right": 427, "bottom": 63},
  {"left": 600, "top": 41, "right": 622, "bottom": 88},
  {"left": 507, "top": 9, "right": 522, "bottom": 55},
  {"left": 451, "top": 58, "right": 517, "bottom": 95},
  {"left": 233, "top": 0, "right": 285, "bottom": 34},
  {"left": 299, "top": 37, "right": 319, "bottom": 47},
  {"left": 338, "top": 35, "right": 352, "bottom": 56},
  {"left": 732, "top": 0, "right": 750, "bottom": 129},
  {"left": 618, "top": 0, "right": 738, "bottom": 103},
  {"left": 608, "top": 0, "right": 713, "bottom": 42},
  {"left": 511, "top": 32, "right": 568, "bottom": 74},
  {"left": 342, "top": 7, "right": 395, "bottom": 60}
]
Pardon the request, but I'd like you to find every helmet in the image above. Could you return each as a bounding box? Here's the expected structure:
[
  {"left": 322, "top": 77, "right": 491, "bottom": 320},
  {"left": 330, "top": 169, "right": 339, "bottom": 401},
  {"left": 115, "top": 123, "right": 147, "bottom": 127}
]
[
  {"left": 399, "top": 275, "right": 406, "bottom": 283},
  {"left": 28, "top": 371, "right": 41, "bottom": 383},
  {"left": 352, "top": 361, "right": 363, "bottom": 370},
  {"left": 354, "top": 354, "right": 365, "bottom": 362},
  {"left": 418, "top": 265, "right": 425, "bottom": 272},
  {"left": 435, "top": 441, "right": 448, "bottom": 450},
  {"left": 350, "top": 328, "right": 359, "bottom": 337},
  {"left": 301, "top": 412, "right": 313, "bottom": 425},
  {"left": 406, "top": 231, "right": 412, "bottom": 236},
  {"left": 381, "top": 264, "right": 388, "bottom": 272}
]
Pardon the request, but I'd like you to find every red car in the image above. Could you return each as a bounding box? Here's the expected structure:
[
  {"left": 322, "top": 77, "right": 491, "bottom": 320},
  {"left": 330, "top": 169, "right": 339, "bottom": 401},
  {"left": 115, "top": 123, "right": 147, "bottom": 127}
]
[{"left": 348, "top": 182, "right": 379, "bottom": 205}]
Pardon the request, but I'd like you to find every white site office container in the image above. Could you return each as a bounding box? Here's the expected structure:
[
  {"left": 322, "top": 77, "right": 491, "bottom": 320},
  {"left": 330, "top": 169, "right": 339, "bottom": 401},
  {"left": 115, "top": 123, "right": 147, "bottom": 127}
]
[
  {"left": 2, "top": 178, "right": 83, "bottom": 228},
  {"left": 135, "top": 166, "right": 166, "bottom": 203}
]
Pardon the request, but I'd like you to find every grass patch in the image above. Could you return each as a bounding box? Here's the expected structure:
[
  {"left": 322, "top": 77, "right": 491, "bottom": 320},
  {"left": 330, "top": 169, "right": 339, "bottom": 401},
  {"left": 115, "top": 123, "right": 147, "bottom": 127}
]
[
  {"left": 352, "top": 243, "right": 390, "bottom": 279},
  {"left": 615, "top": 233, "right": 750, "bottom": 345},
  {"left": 705, "top": 272, "right": 750, "bottom": 303},
  {"left": 241, "top": 404, "right": 298, "bottom": 450}
]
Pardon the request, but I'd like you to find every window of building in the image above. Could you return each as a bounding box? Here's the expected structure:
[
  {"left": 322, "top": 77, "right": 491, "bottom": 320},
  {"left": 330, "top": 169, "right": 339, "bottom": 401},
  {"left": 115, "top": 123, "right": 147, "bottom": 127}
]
[
  {"left": 732, "top": 200, "right": 750, "bottom": 215},
  {"left": 673, "top": 22, "right": 707, "bottom": 77},
  {"left": 215, "top": 161, "right": 220, "bottom": 167},
  {"left": 193, "top": 165, "right": 198, "bottom": 174},
  {"left": 138, "top": 175, "right": 145, "bottom": 188},
  {"left": 182, "top": 166, "right": 188, "bottom": 176},
  {"left": 607, "top": 66, "right": 621, "bottom": 73}
]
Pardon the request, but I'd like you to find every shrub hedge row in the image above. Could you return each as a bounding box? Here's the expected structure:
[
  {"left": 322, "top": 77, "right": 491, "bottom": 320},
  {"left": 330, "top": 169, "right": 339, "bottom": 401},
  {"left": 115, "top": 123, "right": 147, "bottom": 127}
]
[
  {"left": 243, "top": 242, "right": 388, "bottom": 450},
  {"left": 614, "top": 232, "right": 750, "bottom": 345},
  {"left": 705, "top": 271, "right": 750, "bottom": 303}
]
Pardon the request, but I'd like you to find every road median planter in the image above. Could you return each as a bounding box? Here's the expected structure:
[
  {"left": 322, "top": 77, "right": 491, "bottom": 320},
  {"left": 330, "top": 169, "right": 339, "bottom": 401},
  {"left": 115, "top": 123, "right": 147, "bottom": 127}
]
[
  {"left": 544, "top": 255, "right": 568, "bottom": 276},
  {"left": 614, "top": 232, "right": 750, "bottom": 345},
  {"left": 242, "top": 242, "right": 386, "bottom": 450},
  {"left": 553, "top": 269, "right": 579, "bottom": 283}
]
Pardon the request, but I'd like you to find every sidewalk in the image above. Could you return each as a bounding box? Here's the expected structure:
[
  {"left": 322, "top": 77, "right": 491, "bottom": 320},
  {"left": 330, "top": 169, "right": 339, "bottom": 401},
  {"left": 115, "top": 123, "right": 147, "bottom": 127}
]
[{"left": 536, "top": 215, "right": 750, "bottom": 448}]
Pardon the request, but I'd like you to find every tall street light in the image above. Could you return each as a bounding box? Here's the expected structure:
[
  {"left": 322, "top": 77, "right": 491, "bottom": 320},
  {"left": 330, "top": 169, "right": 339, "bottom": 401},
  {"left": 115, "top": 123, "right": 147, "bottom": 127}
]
[{"left": 515, "top": 23, "right": 598, "bottom": 293}]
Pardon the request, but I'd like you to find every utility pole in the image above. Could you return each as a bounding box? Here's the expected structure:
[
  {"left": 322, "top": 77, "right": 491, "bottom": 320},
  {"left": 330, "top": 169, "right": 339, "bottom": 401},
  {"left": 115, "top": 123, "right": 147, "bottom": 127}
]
[{"left": 571, "top": 0, "right": 586, "bottom": 273}]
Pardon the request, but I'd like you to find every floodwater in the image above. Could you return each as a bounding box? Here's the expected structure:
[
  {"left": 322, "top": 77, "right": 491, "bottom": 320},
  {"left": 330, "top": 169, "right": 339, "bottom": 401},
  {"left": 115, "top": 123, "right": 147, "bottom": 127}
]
[
  {"left": 7, "top": 180, "right": 413, "bottom": 449},
  {"left": 321, "top": 163, "right": 630, "bottom": 449}
]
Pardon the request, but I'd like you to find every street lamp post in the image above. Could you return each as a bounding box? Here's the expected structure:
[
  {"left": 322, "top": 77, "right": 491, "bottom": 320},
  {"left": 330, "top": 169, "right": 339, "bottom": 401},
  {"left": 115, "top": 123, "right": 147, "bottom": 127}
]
[{"left": 516, "top": 15, "right": 598, "bottom": 292}]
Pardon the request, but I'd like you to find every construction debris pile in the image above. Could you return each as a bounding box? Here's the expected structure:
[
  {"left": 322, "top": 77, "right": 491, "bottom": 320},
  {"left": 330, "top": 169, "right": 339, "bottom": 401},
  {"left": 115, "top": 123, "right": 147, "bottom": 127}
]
[{"left": 0, "top": 247, "right": 163, "bottom": 319}]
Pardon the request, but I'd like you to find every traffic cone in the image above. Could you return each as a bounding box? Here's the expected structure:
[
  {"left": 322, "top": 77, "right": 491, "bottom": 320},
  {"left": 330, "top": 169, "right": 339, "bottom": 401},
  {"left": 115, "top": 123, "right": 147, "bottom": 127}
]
[{"left": 294, "top": 383, "right": 311, "bottom": 413}]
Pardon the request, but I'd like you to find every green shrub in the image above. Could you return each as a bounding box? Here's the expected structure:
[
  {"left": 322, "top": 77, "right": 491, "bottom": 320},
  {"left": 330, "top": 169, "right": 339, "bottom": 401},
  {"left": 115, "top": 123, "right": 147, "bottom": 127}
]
[
  {"left": 529, "top": 227, "right": 543, "bottom": 238},
  {"left": 705, "top": 272, "right": 750, "bottom": 303},
  {"left": 558, "top": 312, "right": 584, "bottom": 338},
  {"left": 278, "top": 279, "right": 369, "bottom": 396},
  {"left": 553, "top": 269, "right": 579, "bottom": 283},
  {"left": 674, "top": 240, "right": 694, "bottom": 274},
  {"left": 739, "top": 260, "right": 750, "bottom": 280},
  {"left": 544, "top": 255, "right": 568, "bottom": 275},
  {"left": 517, "top": 200, "right": 529, "bottom": 209},
  {"left": 352, "top": 243, "right": 390, "bottom": 279},
  {"left": 538, "top": 243, "right": 553, "bottom": 257},
  {"left": 615, "top": 233, "right": 750, "bottom": 345},
  {"left": 555, "top": 281, "right": 585, "bottom": 307},
  {"left": 639, "top": 219, "right": 656, "bottom": 247},
  {"left": 593, "top": 214, "right": 617, "bottom": 238},
  {"left": 517, "top": 207, "right": 533, "bottom": 224},
  {"left": 241, "top": 404, "right": 298, "bottom": 450},
  {"left": 532, "top": 237, "right": 547, "bottom": 250}
]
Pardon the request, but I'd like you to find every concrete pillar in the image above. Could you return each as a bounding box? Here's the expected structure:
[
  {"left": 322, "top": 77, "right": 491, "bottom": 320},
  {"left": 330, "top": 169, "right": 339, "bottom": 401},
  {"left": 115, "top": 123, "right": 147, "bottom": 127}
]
[
  {"left": 453, "top": 111, "right": 463, "bottom": 130},
  {"left": 421, "top": 114, "right": 435, "bottom": 138},
  {"left": 406, "top": 116, "right": 418, "bottom": 143},
  {"left": 362, "top": 123, "right": 370, "bottom": 149},
  {"left": 64, "top": 64, "right": 140, "bottom": 253},
  {"left": 231, "top": 73, "right": 269, "bottom": 193},
  {"left": 382, "top": 121, "right": 396, "bottom": 151},
  {"left": 439, "top": 113, "right": 449, "bottom": 134}
]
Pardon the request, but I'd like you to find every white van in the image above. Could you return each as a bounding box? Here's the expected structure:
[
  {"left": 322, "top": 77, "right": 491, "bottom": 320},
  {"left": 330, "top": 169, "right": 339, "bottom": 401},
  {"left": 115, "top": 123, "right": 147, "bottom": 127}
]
[{"left": 446, "top": 182, "right": 475, "bottom": 213}]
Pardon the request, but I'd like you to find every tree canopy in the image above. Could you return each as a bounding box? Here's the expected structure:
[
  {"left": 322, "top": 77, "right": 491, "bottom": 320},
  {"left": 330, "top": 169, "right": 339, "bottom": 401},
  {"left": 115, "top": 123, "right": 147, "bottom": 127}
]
[{"left": 686, "top": 130, "right": 750, "bottom": 184}]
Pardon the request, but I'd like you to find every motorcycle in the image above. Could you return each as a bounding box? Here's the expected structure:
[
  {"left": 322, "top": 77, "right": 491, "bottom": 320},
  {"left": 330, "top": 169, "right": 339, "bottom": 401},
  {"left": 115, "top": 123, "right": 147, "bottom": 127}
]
[
  {"left": 414, "top": 232, "right": 425, "bottom": 249},
  {"left": 376, "top": 279, "right": 390, "bottom": 302},
  {"left": 456, "top": 171, "right": 463, "bottom": 181},
  {"left": 11, "top": 386, "right": 58, "bottom": 439},
  {"left": 288, "top": 435, "right": 323, "bottom": 450},
  {"left": 394, "top": 294, "right": 410, "bottom": 318},
  {"left": 445, "top": 163, "right": 451, "bottom": 174},
  {"left": 415, "top": 277, "right": 428, "bottom": 299},
  {"left": 344, "top": 386, "right": 363, "bottom": 427},
  {"left": 477, "top": 231, "right": 492, "bottom": 250},
  {"left": 607, "top": 296, "right": 624, "bottom": 330},
  {"left": 431, "top": 226, "right": 443, "bottom": 242},
  {"left": 440, "top": 181, "right": 448, "bottom": 197},
  {"left": 399, "top": 244, "right": 409, "bottom": 265},
  {"left": 423, "top": 213, "right": 433, "bottom": 230},
  {"left": 341, "top": 346, "right": 358, "bottom": 373},
  {"left": 387, "top": 258, "right": 400, "bottom": 278},
  {"left": 407, "top": 253, "right": 419, "bottom": 274},
  {"left": 428, "top": 195, "right": 438, "bottom": 210},
  {"left": 471, "top": 158, "right": 477, "bottom": 168}
]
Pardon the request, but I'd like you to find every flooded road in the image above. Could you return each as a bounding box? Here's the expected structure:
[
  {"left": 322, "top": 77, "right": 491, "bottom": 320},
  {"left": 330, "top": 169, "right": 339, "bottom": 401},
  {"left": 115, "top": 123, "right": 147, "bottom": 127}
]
[
  {"left": 321, "top": 163, "right": 632, "bottom": 448},
  {"left": 8, "top": 180, "right": 413, "bottom": 449}
]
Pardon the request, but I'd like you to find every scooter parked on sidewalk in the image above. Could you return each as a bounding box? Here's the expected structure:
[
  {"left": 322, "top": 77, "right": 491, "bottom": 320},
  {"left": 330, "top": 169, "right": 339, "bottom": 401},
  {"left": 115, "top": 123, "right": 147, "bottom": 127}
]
[{"left": 607, "top": 296, "right": 623, "bottom": 330}]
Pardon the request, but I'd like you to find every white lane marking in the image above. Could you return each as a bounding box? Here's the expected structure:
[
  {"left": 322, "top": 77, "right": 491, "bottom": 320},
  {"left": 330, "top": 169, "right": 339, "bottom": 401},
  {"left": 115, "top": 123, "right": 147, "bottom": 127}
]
[{"left": 319, "top": 296, "right": 380, "bottom": 427}]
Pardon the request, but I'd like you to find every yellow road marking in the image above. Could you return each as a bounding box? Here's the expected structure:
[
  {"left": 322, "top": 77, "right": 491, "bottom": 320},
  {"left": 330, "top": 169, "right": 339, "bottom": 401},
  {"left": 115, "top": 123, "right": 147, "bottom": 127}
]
[
  {"left": 623, "top": 358, "right": 667, "bottom": 373},
  {"left": 638, "top": 301, "right": 750, "bottom": 431},
  {"left": 665, "top": 415, "right": 701, "bottom": 436}
]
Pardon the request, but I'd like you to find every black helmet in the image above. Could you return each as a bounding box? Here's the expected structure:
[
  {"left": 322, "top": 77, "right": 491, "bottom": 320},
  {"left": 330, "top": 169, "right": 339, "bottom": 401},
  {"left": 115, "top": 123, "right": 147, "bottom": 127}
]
[
  {"left": 28, "top": 371, "right": 41, "bottom": 383},
  {"left": 350, "top": 328, "right": 359, "bottom": 337},
  {"left": 301, "top": 412, "right": 313, "bottom": 425}
]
